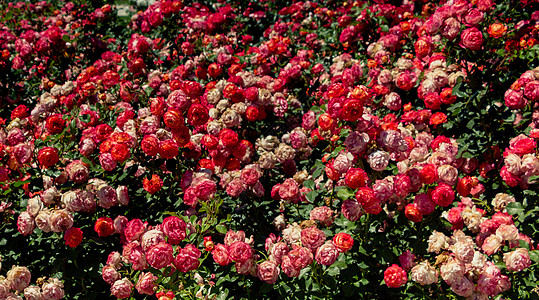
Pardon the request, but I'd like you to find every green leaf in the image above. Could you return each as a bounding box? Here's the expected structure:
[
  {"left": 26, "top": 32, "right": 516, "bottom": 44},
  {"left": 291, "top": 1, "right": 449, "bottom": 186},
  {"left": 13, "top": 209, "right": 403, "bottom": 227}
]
[
  {"left": 337, "top": 188, "right": 355, "bottom": 201},
  {"left": 529, "top": 250, "right": 539, "bottom": 263},
  {"left": 13, "top": 180, "right": 30, "bottom": 188},
  {"left": 303, "top": 180, "right": 315, "bottom": 190},
  {"left": 216, "top": 224, "right": 227, "bottom": 234},
  {"left": 505, "top": 202, "right": 524, "bottom": 217},
  {"left": 305, "top": 190, "right": 319, "bottom": 202}
]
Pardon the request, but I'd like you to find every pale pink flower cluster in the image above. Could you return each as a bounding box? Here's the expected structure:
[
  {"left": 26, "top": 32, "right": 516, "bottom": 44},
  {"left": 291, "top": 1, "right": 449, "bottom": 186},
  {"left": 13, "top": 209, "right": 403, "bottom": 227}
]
[
  {"left": 17, "top": 176, "right": 129, "bottom": 236},
  {"left": 0, "top": 265, "right": 65, "bottom": 299}
]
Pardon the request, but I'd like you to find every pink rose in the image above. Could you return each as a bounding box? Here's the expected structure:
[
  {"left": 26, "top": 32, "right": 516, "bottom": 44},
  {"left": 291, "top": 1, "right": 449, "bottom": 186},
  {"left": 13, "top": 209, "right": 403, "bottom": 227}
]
[
  {"left": 226, "top": 178, "right": 246, "bottom": 197},
  {"left": 504, "top": 248, "right": 531, "bottom": 271},
  {"left": 269, "top": 242, "right": 289, "bottom": 265},
  {"left": 6, "top": 266, "right": 31, "bottom": 292},
  {"left": 49, "top": 209, "right": 73, "bottom": 232},
  {"left": 224, "top": 230, "right": 246, "bottom": 246},
  {"left": 524, "top": 80, "right": 539, "bottom": 101},
  {"left": 116, "top": 186, "right": 129, "bottom": 206},
  {"left": 66, "top": 160, "right": 89, "bottom": 184},
  {"left": 174, "top": 244, "right": 201, "bottom": 272},
  {"left": 235, "top": 258, "right": 255, "bottom": 275},
  {"left": 315, "top": 241, "right": 339, "bottom": 266},
  {"left": 99, "top": 153, "right": 117, "bottom": 172},
  {"left": 124, "top": 219, "right": 146, "bottom": 241},
  {"left": 450, "top": 276, "right": 474, "bottom": 297},
  {"left": 482, "top": 234, "right": 502, "bottom": 255},
  {"left": 140, "top": 229, "right": 166, "bottom": 252},
  {"left": 41, "top": 278, "right": 64, "bottom": 300},
  {"left": 101, "top": 265, "right": 120, "bottom": 285},
  {"left": 161, "top": 216, "right": 186, "bottom": 244},
  {"left": 146, "top": 242, "right": 173, "bottom": 269},
  {"left": 414, "top": 193, "right": 436, "bottom": 215},
  {"left": 212, "top": 244, "right": 231, "bottom": 266},
  {"left": 135, "top": 272, "right": 158, "bottom": 295},
  {"left": 257, "top": 261, "right": 280, "bottom": 284},
  {"left": 399, "top": 250, "right": 416, "bottom": 271},
  {"left": 110, "top": 278, "right": 133, "bottom": 299},
  {"left": 96, "top": 184, "right": 117, "bottom": 209},
  {"left": 279, "top": 178, "right": 300, "bottom": 202},
  {"left": 240, "top": 168, "right": 261, "bottom": 186},
  {"left": 229, "top": 241, "right": 253, "bottom": 263},
  {"left": 309, "top": 206, "right": 334, "bottom": 227},
  {"left": 440, "top": 258, "right": 465, "bottom": 285},
  {"left": 460, "top": 27, "right": 483, "bottom": 51},
  {"left": 300, "top": 226, "right": 326, "bottom": 252},
  {"left": 123, "top": 242, "right": 148, "bottom": 270},
  {"left": 17, "top": 211, "right": 35, "bottom": 236},
  {"left": 505, "top": 89, "right": 526, "bottom": 110},
  {"left": 281, "top": 246, "right": 313, "bottom": 277},
  {"left": 194, "top": 179, "right": 217, "bottom": 200}
]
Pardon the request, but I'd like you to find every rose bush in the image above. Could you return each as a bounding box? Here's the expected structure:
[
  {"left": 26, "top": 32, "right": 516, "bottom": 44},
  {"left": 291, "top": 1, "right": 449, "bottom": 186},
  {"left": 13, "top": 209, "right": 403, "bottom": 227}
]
[{"left": 0, "top": 0, "right": 538, "bottom": 299}]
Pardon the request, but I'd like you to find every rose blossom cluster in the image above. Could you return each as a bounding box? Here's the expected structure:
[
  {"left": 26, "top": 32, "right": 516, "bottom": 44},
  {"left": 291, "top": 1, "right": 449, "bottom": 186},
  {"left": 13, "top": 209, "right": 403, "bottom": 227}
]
[
  {"left": 208, "top": 225, "right": 353, "bottom": 285},
  {"left": 392, "top": 198, "right": 535, "bottom": 298},
  {"left": 0, "top": 265, "right": 64, "bottom": 299},
  {"left": 17, "top": 176, "right": 129, "bottom": 237},
  {"left": 504, "top": 67, "right": 539, "bottom": 110},
  {"left": 102, "top": 215, "right": 200, "bottom": 298},
  {"left": 501, "top": 133, "right": 539, "bottom": 188}
]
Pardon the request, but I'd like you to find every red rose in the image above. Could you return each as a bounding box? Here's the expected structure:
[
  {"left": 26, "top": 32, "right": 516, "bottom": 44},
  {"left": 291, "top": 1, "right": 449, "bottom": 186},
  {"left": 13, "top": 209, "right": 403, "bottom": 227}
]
[
  {"left": 141, "top": 135, "right": 159, "bottom": 156},
  {"left": 345, "top": 168, "right": 368, "bottom": 189},
  {"left": 396, "top": 72, "right": 415, "bottom": 91},
  {"left": 187, "top": 103, "right": 209, "bottom": 127},
  {"left": 318, "top": 113, "right": 334, "bottom": 131},
  {"left": 384, "top": 264, "right": 407, "bottom": 288},
  {"left": 143, "top": 174, "right": 163, "bottom": 194},
  {"left": 340, "top": 99, "right": 364, "bottom": 122},
  {"left": 245, "top": 106, "right": 260, "bottom": 121},
  {"left": 424, "top": 93, "right": 441, "bottom": 110},
  {"left": 11, "top": 105, "right": 29, "bottom": 119},
  {"left": 146, "top": 242, "right": 174, "bottom": 269},
  {"left": 201, "top": 134, "right": 219, "bottom": 150},
  {"left": 150, "top": 97, "right": 166, "bottom": 116},
  {"left": 420, "top": 164, "right": 438, "bottom": 184},
  {"left": 163, "top": 109, "right": 183, "bottom": 130},
  {"left": 38, "top": 147, "right": 59, "bottom": 168},
  {"left": 414, "top": 36, "right": 433, "bottom": 58},
  {"left": 355, "top": 187, "right": 377, "bottom": 208},
  {"left": 219, "top": 129, "right": 239, "bottom": 147},
  {"left": 430, "top": 183, "right": 455, "bottom": 207},
  {"left": 456, "top": 176, "right": 478, "bottom": 197},
  {"left": 332, "top": 232, "right": 354, "bottom": 252},
  {"left": 94, "top": 217, "right": 114, "bottom": 237},
  {"left": 159, "top": 140, "right": 179, "bottom": 159},
  {"left": 46, "top": 114, "right": 66, "bottom": 134},
  {"left": 110, "top": 143, "right": 130, "bottom": 163},
  {"left": 181, "top": 81, "right": 203, "bottom": 99},
  {"left": 207, "top": 63, "right": 223, "bottom": 78},
  {"left": 440, "top": 88, "right": 456, "bottom": 105},
  {"left": 64, "top": 227, "right": 83, "bottom": 248},
  {"left": 509, "top": 137, "right": 536, "bottom": 156},
  {"left": 404, "top": 203, "right": 423, "bottom": 223}
]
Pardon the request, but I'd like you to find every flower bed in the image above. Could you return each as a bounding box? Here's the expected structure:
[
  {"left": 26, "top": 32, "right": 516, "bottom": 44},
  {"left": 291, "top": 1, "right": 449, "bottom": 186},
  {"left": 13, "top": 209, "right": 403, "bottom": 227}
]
[{"left": 0, "top": 0, "right": 538, "bottom": 299}]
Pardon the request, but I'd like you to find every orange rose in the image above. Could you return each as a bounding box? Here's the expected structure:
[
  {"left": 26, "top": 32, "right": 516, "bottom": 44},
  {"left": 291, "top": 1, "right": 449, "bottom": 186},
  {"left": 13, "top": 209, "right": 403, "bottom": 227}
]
[{"left": 487, "top": 23, "right": 507, "bottom": 38}]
